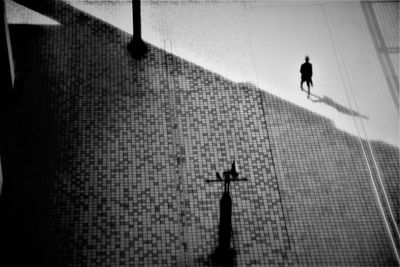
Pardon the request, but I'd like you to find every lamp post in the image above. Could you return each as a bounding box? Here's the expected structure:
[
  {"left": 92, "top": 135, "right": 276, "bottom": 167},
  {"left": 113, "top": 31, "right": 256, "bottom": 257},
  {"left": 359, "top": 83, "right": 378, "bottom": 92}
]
[{"left": 128, "top": 0, "right": 147, "bottom": 58}]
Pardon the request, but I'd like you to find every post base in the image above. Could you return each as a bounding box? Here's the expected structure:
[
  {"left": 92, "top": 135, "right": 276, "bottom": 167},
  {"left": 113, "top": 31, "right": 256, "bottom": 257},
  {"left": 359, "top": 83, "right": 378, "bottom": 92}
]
[
  {"left": 127, "top": 38, "right": 148, "bottom": 59},
  {"left": 211, "top": 247, "right": 236, "bottom": 267}
]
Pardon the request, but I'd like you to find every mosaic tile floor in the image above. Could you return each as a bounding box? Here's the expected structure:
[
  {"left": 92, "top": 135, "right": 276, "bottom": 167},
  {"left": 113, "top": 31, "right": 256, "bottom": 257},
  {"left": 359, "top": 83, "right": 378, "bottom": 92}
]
[{"left": 0, "top": 0, "right": 399, "bottom": 266}]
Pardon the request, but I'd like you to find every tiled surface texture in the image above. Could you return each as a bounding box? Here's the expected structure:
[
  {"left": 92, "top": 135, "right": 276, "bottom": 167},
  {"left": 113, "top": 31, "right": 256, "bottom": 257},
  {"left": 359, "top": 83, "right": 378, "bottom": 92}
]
[
  {"left": 0, "top": 0, "right": 399, "bottom": 266},
  {"left": 263, "top": 93, "right": 399, "bottom": 266}
]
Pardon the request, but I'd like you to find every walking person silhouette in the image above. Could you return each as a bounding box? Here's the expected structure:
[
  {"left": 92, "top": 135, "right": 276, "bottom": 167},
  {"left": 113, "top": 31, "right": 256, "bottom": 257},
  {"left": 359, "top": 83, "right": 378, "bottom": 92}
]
[{"left": 300, "top": 56, "right": 313, "bottom": 98}]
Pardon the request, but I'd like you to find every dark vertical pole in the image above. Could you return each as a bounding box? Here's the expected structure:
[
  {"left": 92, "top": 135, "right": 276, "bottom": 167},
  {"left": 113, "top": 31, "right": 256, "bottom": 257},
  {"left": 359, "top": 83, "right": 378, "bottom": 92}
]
[
  {"left": 218, "top": 192, "right": 232, "bottom": 252},
  {"left": 0, "top": 2, "right": 13, "bottom": 261},
  {"left": 0, "top": 0, "right": 14, "bottom": 197},
  {"left": 215, "top": 191, "right": 235, "bottom": 267},
  {"left": 1, "top": 0, "right": 14, "bottom": 95},
  {"left": 133, "top": 0, "right": 141, "bottom": 42},
  {"left": 128, "top": 0, "right": 147, "bottom": 58}
]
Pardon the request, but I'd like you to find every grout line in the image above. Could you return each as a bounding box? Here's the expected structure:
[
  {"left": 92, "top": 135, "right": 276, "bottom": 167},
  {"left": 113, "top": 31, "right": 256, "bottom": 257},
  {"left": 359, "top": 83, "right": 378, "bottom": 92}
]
[
  {"left": 244, "top": 3, "right": 294, "bottom": 265},
  {"left": 163, "top": 38, "right": 188, "bottom": 266},
  {"left": 360, "top": 1, "right": 399, "bottom": 112},
  {"left": 342, "top": 61, "right": 400, "bottom": 262},
  {"left": 324, "top": 5, "right": 400, "bottom": 264}
]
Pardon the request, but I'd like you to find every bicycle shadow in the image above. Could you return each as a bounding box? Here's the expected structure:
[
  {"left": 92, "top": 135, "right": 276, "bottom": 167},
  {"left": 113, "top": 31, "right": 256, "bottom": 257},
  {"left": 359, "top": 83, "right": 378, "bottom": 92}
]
[{"left": 308, "top": 93, "right": 368, "bottom": 119}]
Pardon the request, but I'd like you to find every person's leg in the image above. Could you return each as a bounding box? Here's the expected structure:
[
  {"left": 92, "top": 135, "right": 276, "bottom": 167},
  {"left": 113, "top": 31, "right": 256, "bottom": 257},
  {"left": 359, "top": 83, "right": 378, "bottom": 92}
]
[
  {"left": 301, "top": 80, "right": 304, "bottom": 90},
  {"left": 307, "top": 80, "right": 310, "bottom": 97}
]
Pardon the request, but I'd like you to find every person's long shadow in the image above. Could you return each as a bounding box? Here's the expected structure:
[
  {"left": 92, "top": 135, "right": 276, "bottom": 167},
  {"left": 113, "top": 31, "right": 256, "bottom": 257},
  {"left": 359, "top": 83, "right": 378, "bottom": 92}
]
[{"left": 308, "top": 93, "right": 368, "bottom": 119}]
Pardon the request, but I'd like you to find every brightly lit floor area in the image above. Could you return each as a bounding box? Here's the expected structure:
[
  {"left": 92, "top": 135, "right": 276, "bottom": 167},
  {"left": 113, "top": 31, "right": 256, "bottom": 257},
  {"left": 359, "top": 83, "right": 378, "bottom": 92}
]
[{"left": 0, "top": 0, "right": 399, "bottom": 266}]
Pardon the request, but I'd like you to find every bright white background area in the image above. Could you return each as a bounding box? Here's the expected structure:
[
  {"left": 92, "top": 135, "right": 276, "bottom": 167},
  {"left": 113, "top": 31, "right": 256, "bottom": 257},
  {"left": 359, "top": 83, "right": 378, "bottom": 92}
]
[{"left": 6, "top": 0, "right": 399, "bottom": 148}]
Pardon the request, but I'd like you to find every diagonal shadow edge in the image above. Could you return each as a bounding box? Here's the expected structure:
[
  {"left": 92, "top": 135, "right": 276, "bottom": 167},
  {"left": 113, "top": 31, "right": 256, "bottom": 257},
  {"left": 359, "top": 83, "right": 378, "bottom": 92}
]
[
  {"left": 1, "top": 0, "right": 399, "bottom": 266},
  {"left": 6, "top": 0, "right": 397, "bottom": 144}
]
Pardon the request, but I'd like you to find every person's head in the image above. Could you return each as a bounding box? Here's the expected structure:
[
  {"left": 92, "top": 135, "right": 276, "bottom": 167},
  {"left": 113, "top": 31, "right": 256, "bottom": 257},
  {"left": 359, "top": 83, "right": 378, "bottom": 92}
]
[{"left": 305, "top": 56, "right": 310, "bottom": 62}]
